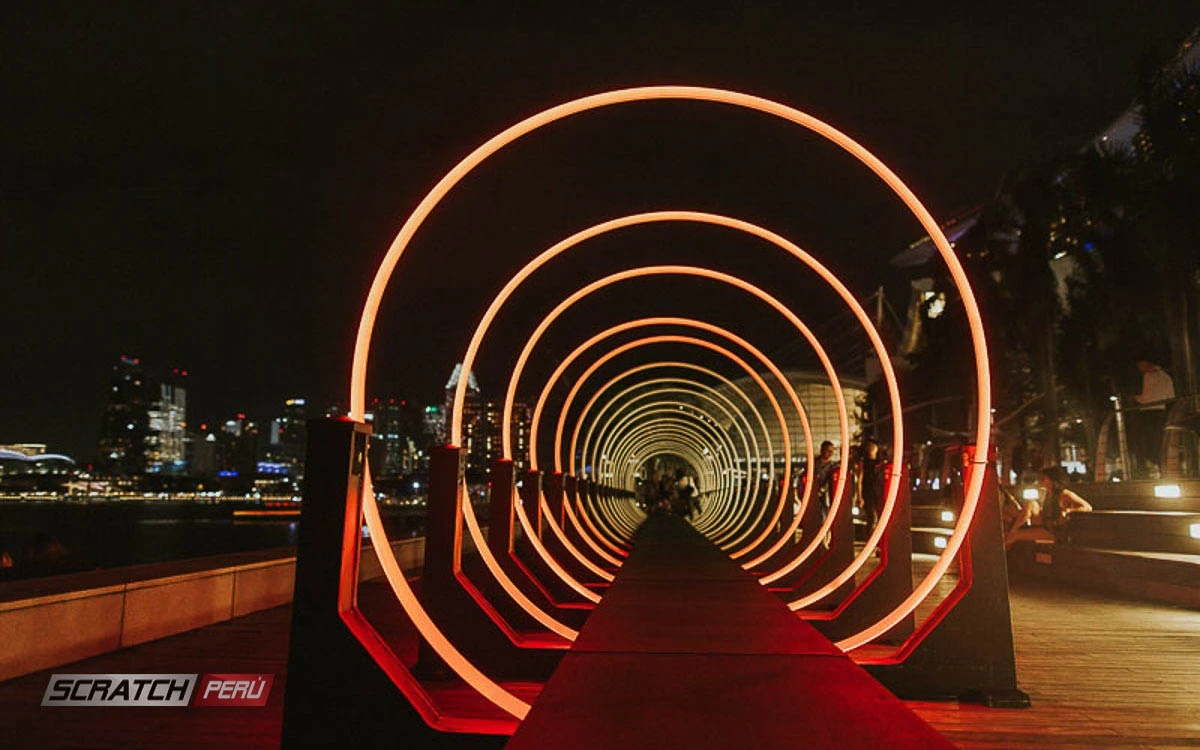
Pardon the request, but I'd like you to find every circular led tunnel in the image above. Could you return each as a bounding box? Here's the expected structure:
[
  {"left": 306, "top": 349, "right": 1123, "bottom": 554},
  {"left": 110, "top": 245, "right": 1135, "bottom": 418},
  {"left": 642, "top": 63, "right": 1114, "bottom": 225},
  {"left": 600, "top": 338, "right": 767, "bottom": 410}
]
[{"left": 347, "top": 85, "right": 991, "bottom": 723}]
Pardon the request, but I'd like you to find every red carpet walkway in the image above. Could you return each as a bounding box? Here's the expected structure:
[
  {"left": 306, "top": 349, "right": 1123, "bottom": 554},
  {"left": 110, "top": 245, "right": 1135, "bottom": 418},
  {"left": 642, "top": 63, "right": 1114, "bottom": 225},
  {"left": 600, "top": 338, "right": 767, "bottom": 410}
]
[{"left": 506, "top": 515, "right": 955, "bottom": 749}]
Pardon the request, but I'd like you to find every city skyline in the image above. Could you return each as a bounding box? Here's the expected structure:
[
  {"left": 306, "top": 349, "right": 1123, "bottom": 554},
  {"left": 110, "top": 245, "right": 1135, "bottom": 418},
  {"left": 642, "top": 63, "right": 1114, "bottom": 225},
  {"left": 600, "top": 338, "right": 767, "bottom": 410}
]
[
  {"left": 4, "top": 5, "right": 1199, "bottom": 462},
  {"left": 6, "top": 352, "right": 540, "bottom": 478}
]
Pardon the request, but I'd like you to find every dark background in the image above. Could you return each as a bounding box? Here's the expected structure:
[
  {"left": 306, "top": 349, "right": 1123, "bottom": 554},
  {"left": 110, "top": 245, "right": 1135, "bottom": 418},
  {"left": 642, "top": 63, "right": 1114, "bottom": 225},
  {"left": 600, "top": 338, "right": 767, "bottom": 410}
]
[{"left": 3, "top": 2, "right": 1197, "bottom": 461}]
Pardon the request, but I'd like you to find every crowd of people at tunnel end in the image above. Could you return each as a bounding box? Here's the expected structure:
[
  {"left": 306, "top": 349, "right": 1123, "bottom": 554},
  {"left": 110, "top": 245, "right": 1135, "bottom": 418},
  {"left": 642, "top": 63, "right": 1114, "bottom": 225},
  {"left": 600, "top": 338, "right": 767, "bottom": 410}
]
[{"left": 637, "top": 468, "right": 701, "bottom": 519}]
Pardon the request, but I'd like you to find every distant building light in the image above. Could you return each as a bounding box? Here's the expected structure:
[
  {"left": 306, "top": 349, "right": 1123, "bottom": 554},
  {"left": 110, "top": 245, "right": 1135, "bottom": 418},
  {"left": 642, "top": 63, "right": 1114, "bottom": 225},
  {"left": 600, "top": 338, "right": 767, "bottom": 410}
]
[
  {"left": 218, "top": 470, "right": 239, "bottom": 477},
  {"left": 1022, "top": 487, "right": 1040, "bottom": 500},
  {"left": 1190, "top": 523, "right": 1200, "bottom": 540},
  {"left": 933, "top": 535, "right": 948, "bottom": 550},
  {"left": 940, "top": 510, "right": 955, "bottom": 522},
  {"left": 1053, "top": 250, "right": 1067, "bottom": 260},
  {"left": 1153, "top": 484, "right": 1182, "bottom": 499}
]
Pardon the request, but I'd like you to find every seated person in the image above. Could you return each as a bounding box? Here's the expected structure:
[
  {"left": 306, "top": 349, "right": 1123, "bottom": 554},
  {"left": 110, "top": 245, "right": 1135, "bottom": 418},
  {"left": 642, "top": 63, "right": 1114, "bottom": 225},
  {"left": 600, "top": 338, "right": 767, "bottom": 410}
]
[{"left": 1005, "top": 467, "right": 1093, "bottom": 549}]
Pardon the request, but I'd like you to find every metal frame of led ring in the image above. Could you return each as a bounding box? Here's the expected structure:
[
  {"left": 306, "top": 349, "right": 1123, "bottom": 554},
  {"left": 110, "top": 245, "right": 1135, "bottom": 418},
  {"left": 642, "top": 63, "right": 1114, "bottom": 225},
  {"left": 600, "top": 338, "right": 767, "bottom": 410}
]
[
  {"left": 570, "top": 371, "right": 769, "bottom": 537},
  {"left": 347, "top": 86, "right": 991, "bottom": 722},
  {"left": 525, "top": 320, "right": 810, "bottom": 560},
  {"left": 578, "top": 386, "right": 757, "bottom": 532}
]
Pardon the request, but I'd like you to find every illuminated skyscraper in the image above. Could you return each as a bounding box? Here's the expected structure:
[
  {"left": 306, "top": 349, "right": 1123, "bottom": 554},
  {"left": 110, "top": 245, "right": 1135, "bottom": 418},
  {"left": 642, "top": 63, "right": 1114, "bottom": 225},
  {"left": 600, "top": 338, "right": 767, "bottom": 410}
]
[
  {"left": 145, "top": 369, "right": 188, "bottom": 475},
  {"left": 216, "top": 413, "right": 259, "bottom": 492},
  {"left": 422, "top": 404, "right": 446, "bottom": 448},
  {"left": 369, "top": 397, "right": 421, "bottom": 477},
  {"left": 511, "top": 400, "right": 533, "bottom": 471},
  {"left": 444, "top": 364, "right": 486, "bottom": 470},
  {"left": 96, "top": 355, "right": 148, "bottom": 477},
  {"left": 267, "top": 398, "right": 309, "bottom": 480}
]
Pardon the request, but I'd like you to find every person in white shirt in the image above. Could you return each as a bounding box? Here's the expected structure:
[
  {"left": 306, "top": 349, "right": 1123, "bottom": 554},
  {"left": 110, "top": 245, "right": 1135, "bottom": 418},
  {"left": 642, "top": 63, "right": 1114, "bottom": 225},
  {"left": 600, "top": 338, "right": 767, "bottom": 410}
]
[{"left": 1132, "top": 360, "right": 1176, "bottom": 476}]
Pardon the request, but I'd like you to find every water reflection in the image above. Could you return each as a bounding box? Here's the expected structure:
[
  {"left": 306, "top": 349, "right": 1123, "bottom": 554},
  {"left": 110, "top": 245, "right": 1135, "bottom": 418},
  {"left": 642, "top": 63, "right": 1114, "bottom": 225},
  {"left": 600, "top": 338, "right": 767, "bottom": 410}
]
[{"left": 0, "top": 501, "right": 423, "bottom": 581}]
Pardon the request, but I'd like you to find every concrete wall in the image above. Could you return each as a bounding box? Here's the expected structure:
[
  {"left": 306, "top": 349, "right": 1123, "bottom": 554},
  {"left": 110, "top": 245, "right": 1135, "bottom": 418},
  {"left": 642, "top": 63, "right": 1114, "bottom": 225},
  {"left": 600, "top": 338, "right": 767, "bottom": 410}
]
[{"left": 0, "top": 537, "right": 425, "bottom": 683}]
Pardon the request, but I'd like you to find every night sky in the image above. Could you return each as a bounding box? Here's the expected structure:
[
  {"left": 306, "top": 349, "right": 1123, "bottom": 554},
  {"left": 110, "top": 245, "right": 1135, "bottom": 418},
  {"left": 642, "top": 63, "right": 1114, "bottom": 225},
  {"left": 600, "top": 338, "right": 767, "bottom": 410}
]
[{"left": 3, "top": 2, "right": 1197, "bottom": 462}]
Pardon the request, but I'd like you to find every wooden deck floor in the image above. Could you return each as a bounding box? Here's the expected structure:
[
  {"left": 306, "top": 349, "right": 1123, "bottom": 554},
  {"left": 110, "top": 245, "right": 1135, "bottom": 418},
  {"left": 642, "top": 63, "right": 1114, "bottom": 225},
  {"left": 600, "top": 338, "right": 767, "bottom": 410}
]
[
  {"left": 910, "top": 577, "right": 1200, "bottom": 749},
  {"left": 1, "top": 569, "right": 1197, "bottom": 748}
]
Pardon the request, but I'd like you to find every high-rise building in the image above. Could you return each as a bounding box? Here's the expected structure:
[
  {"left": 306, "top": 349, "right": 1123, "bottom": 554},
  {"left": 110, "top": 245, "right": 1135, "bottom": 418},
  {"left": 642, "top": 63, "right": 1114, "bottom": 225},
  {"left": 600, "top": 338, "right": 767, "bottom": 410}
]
[
  {"left": 216, "top": 413, "right": 260, "bottom": 492},
  {"left": 190, "top": 424, "right": 218, "bottom": 480},
  {"left": 511, "top": 400, "right": 533, "bottom": 471},
  {"left": 444, "top": 364, "right": 486, "bottom": 470},
  {"left": 479, "top": 400, "right": 503, "bottom": 468},
  {"left": 369, "top": 397, "right": 422, "bottom": 477},
  {"left": 96, "top": 355, "right": 148, "bottom": 477},
  {"left": 267, "top": 398, "right": 309, "bottom": 480},
  {"left": 145, "top": 369, "right": 188, "bottom": 475},
  {"left": 422, "top": 405, "right": 446, "bottom": 446}
]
